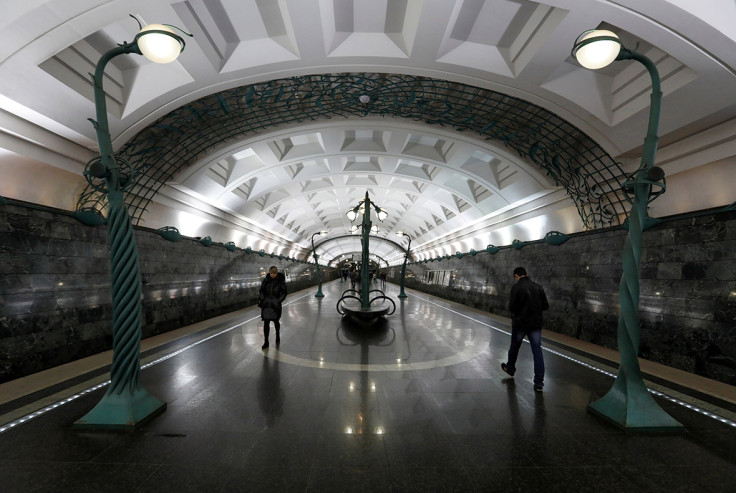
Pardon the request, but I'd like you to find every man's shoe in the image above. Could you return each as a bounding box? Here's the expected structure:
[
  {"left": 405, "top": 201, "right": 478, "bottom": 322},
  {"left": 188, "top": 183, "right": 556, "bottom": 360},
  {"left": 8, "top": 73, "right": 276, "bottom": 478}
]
[
  {"left": 261, "top": 342, "right": 269, "bottom": 350},
  {"left": 534, "top": 385, "right": 543, "bottom": 392},
  {"left": 501, "top": 363, "right": 515, "bottom": 377}
]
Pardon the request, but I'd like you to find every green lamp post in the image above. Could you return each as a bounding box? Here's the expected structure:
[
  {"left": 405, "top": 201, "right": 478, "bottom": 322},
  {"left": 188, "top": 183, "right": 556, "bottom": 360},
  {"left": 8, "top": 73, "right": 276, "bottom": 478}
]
[
  {"left": 572, "top": 30, "right": 680, "bottom": 430},
  {"left": 74, "top": 22, "right": 187, "bottom": 429},
  {"left": 311, "top": 230, "right": 328, "bottom": 298},
  {"left": 347, "top": 192, "right": 387, "bottom": 310},
  {"left": 395, "top": 231, "right": 412, "bottom": 299}
]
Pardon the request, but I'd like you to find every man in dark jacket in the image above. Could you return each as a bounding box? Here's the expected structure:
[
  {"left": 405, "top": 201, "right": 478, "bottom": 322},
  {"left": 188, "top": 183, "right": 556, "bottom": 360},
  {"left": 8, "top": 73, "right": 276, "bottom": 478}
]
[
  {"left": 501, "top": 267, "right": 549, "bottom": 391},
  {"left": 258, "top": 266, "right": 287, "bottom": 349}
]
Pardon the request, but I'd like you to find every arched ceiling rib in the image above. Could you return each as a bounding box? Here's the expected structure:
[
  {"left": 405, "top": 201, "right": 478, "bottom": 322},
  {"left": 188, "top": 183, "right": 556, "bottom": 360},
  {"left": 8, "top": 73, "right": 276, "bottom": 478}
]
[
  {"left": 313, "top": 235, "right": 412, "bottom": 269},
  {"left": 171, "top": 119, "right": 556, "bottom": 246}
]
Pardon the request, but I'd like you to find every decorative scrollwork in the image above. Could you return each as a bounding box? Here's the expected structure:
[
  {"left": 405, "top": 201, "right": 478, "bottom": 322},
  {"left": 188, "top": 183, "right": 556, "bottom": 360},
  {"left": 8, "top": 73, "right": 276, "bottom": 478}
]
[
  {"left": 337, "top": 287, "right": 396, "bottom": 318},
  {"left": 83, "top": 155, "right": 137, "bottom": 194},
  {"left": 621, "top": 167, "right": 667, "bottom": 205},
  {"left": 336, "top": 294, "right": 362, "bottom": 315},
  {"left": 76, "top": 73, "right": 629, "bottom": 231},
  {"left": 368, "top": 295, "right": 396, "bottom": 315}
]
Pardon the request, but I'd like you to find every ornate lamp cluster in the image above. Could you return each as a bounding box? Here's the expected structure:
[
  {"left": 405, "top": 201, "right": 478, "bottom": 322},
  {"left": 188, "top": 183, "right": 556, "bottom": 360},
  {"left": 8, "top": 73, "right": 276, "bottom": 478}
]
[
  {"left": 338, "top": 192, "right": 396, "bottom": 312},
  {"left": 344, "top": 192, "right": 389, "bottom": 312}
]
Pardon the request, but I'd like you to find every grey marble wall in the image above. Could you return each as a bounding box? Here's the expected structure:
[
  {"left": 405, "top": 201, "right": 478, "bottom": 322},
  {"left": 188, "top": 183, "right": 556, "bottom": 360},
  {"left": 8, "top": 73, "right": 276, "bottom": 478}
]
[
  {"left": 2, "top": 202, "right": 735, "bottom": 385},
  {"left": 386, "top": 211, "right": 736, "bottom": 385},
  {"left": 0, "top": 203, "right": 336, "bottom": 383}
]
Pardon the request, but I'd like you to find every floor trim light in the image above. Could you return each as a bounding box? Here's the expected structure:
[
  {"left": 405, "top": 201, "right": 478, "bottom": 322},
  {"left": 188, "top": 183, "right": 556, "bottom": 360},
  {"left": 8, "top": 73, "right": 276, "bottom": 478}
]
[
  {"left": 572, "top": 29, "right": 679, "bottom": 431},
  {"left": 74, "top": 20, "right": 188, "bottom": 430}
]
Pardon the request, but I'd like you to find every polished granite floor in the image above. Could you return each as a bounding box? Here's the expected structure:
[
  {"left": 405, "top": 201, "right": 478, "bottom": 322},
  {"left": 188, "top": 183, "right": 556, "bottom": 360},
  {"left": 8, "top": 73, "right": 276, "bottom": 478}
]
[{"left": 1, "top": 280, "right": 736, "bottom": 492}]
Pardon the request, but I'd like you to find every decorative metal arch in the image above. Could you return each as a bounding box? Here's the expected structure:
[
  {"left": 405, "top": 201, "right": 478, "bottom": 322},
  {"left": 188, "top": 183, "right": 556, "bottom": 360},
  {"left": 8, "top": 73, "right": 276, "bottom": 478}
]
[
  {"left": 77, "top": 73, "right": 628, "bottom": 230},
  {"left": 315, "top": 234, "right": 412, "bottom": 267}
]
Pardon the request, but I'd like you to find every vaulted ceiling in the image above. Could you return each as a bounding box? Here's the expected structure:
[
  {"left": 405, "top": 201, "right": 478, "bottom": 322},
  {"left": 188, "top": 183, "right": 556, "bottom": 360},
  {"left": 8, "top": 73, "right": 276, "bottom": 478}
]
[{"left": 2, "top": 1, "right": 735, "bottom": 265}]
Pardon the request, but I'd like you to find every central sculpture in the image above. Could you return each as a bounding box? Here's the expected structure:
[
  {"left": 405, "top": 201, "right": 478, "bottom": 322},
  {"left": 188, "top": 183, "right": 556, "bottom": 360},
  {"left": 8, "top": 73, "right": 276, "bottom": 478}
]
[{"left": 337, "top": 192, "right": 396, "bottom": 320}]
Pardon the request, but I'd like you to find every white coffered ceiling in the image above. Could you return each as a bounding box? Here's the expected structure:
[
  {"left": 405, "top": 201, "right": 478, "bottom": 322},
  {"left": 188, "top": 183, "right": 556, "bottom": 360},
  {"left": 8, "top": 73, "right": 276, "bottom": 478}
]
[{"left": 1, "top": 0, "right": 735, "bottom": 265}]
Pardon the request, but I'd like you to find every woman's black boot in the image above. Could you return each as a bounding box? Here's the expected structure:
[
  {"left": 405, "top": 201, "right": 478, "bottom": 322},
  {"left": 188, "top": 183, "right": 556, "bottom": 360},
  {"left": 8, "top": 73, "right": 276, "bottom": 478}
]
[{"left": 262, "top": 326, "right": 270, "bottom": 349}]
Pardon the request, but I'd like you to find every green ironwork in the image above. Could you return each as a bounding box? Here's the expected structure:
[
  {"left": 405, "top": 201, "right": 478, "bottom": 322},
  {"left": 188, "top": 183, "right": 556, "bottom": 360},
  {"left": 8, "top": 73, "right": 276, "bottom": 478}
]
[
  {"left": 75, "top": 24, "right": 187, "bottom": 428},
  {"left": 359, "top": 194, "right": 373, "bottom": 310},
  {"left": 199, "top": 236, "right": 213, "bottom": 247},
  {"left": 71, "top": 207, "right": 107, "bottom": 226},
  {"left": 543, "top": 231, "right": 570, "bottom": 246},
  {"left": 573, "top": 35, "right": 681, "bottom": 430},
  {"left": 337, "top": 191, "right": 395, "bottom": 319},
  {"left": 311, "top": 230, "right": 326, "bottom": 298},
  {"left": 156, "top": 226, "right": 181, "bottom": 242},
  {"left": 76, "top": 73, "right": 629, "bottom": 232},
  {"left": 396, "top": 231, "right": 411, "bottom": 299}
]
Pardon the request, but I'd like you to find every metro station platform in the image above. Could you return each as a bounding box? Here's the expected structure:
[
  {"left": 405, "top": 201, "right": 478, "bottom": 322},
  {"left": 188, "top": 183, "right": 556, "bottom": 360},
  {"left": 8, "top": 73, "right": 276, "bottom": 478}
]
[{"left": 1, "top": 280, "right": 735, "bottom": 492}]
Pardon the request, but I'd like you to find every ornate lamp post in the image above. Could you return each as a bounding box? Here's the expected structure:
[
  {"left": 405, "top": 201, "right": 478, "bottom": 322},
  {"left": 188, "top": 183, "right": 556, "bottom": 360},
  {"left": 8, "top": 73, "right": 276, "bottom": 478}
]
[
  {"left": 572, "top": 30, "right": 680, "bottom": 430},
  {"left": 395, "top": 231, "right": 412, "bottom": 299},
  {"left": 347, "top": 192, "right": 387, "bottom": 310},
  {"left": 311, "top": 230, "right": 328, "bottom": 298},
  {"left": 75, "top": 21, "right": 188, "bottom": 429}
]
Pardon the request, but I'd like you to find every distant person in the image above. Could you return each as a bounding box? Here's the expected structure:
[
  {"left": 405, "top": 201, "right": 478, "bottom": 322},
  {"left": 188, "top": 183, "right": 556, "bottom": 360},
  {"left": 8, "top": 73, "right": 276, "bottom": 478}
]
[
  {"left": 349, "top": 269, "right": 357, "bottom": 289},
  {"left": 501, "top": 267, "right": 549, "bottom": 391},
  {"left": 258, "top": 266, "right": 287, "bottom": 349},
  {"left": 380, "top": 271, "right": 387, "bottom": 290}
]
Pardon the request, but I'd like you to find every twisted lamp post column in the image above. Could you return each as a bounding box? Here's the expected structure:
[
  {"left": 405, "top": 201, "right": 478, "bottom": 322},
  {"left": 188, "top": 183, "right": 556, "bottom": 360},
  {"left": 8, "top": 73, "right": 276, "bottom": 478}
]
[
  {"left": 396, "top": 231, "right": 411, "bottom": 299},
  {"left": 311, "top": 230, "right": 327, "bottom": 298},
  {"left": 572, "top": 30, "right": 680, "bottom": 430},
  {"left": 75, "top": 23, "right": 187, "bottom": 429},
  {"left": 359, "top": 194, "right": 373, "bottom": 310}
]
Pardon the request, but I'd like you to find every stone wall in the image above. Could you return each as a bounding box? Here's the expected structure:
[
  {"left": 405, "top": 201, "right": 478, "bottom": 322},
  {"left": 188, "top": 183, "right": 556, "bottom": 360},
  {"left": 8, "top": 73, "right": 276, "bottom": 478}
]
[
  {"left": 2, "top": 202, "right": 735, "bottom": 385},
  {"left": 386, "top": 210, "right": 736, "bottom": 385},
  {"left": 0, "top": 202, "right": 336, "bottom": 383}
]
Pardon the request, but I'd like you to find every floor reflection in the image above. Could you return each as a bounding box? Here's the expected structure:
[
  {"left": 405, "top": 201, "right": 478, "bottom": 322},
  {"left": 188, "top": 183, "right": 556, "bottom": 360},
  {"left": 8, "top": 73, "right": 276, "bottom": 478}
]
[
  {"left": 257, "top": 354, "right": 284, "bottom": 428},
  {"left": 337, "top": 318, "right": 388, "bottom": 436},
  {"left": 257, "top": 281, "right": 493, "bottom": 371}
]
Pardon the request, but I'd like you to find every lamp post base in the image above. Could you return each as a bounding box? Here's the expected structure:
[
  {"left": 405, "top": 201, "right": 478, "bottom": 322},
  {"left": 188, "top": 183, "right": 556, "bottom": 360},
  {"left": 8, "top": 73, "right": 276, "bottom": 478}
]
[
  {"left": 74, "top": 386, "right": 166, "bottom": 431},
  {"left": 397, "top": 292, "right": 407, "bottom": 299},
  {"left": 315, "top": 289, "right": 324, "bottom": 298},
  {"left": 587, "top": 374, "right": 683, "bottom": 432}
]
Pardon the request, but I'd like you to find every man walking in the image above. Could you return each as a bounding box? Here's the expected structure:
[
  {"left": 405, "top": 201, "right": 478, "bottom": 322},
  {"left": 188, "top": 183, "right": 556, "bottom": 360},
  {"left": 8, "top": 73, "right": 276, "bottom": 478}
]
[{"left": 501, "top": 267, "right": 549, "bottom": 391}]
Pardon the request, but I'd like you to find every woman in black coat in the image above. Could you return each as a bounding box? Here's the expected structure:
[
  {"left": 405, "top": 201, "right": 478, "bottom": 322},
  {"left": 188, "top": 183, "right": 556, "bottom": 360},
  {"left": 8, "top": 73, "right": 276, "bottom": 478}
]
[{"left": 258, "top": 266, "right": 287, "bottom": 349}]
